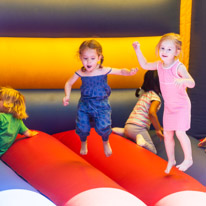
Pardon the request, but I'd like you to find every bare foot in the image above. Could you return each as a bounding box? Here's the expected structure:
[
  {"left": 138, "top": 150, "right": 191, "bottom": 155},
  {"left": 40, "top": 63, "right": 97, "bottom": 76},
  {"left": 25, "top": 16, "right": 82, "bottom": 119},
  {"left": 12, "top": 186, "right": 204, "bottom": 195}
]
[
  {"left": 198, "top": 137, "right": 206, "bottom": 147},
  {"left": 176, "top": 159, "right": 193, "bottom": 172},
  {"left": 80, "top": 141, "right": 88, "bottom": 155},
  {"left": 112, "top": 127, "right": 125, "bottom": 136},
  {"left": 136, "top": 134, "right": 157, "bottom": 154},
  {"left": 103, "top": 141, "right": 112, "bottom": 157},
  {"left": 136, "top": 134, "right": 146, "bottom": 146},
  {"left": 165, "top": 160, "right": 176, "bottom": 174}
]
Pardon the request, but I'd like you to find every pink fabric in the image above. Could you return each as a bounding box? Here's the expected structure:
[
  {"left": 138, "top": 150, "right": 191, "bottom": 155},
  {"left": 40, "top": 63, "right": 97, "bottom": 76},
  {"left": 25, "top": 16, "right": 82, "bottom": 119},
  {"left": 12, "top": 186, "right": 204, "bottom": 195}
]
[{"left": 157, "top": 60, "right": 191, "bottom": 131}]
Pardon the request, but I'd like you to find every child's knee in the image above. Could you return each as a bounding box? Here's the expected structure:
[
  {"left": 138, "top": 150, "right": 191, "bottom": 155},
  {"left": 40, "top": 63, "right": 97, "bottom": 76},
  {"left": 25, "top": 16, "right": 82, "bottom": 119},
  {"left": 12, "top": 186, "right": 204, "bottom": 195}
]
[
  {"left": 175, "top": 131, "right": 188, "bottom": 139},
  {"left": 175, "top": 131, "right": 185, "bottom": 136}
]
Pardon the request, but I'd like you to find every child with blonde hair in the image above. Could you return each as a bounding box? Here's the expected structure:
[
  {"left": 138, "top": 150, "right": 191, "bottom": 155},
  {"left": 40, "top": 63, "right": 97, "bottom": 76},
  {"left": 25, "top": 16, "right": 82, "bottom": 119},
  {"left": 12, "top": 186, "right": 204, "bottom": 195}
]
[
  {"left": 0, "top": 87, "right": 38, "bottom": 157},
  {"left": 132, "top": 33, "right": 195, "bottom": 173},
  {"left": 63, "top": 39, "right": 138, "bottom": 157}
]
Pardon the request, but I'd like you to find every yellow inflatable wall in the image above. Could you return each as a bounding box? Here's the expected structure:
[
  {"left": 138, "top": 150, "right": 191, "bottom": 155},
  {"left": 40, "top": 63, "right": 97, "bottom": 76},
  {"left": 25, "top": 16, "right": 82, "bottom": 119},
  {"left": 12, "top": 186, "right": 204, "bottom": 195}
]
[
  {"left": 0, "top": 0, "right": 192, "bottom": 89},
  {"left": 0, "top": 37, "right": 161, "bottom": 89}
]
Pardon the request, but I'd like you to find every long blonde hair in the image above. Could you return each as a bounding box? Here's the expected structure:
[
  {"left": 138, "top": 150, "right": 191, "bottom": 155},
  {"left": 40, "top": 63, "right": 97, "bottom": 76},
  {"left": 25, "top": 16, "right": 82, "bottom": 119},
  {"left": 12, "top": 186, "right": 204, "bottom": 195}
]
[
  {"left": 156, "top": 33, "right": 183, "bottom": 58},
  {"left": 0, "top": 87, "right": 28, "bottom": 119}
]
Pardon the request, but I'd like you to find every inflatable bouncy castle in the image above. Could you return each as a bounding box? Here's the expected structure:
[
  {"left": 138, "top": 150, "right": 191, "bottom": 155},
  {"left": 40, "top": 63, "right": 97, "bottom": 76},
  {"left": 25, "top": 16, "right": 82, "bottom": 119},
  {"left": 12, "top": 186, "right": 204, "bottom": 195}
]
[{"left": 0, "top": 0, "right": 206, "bottom": 205}]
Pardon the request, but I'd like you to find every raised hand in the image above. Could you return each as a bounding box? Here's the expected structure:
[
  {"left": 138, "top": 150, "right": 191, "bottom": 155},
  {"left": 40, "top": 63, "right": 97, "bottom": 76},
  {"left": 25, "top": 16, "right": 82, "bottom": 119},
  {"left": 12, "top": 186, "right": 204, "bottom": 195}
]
[{"left": 132, "top": 41, "right": 140, "bottom": 50}]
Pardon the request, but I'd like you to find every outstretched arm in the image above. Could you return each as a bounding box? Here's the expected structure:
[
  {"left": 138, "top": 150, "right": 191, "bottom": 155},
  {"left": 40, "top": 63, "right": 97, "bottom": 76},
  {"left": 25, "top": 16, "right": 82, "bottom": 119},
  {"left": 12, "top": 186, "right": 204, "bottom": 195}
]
[
  {"left": 132, "top": 41, "right": 157, "bottom": 70},
  {"left": 175, "top": 64, "right": 195, "bottom": 88},
  {"left": 23, "top": 130, "right": 39, "bottom": 137},
  {"left": 63, "top": 73, "right": 79, "bottom": 106},
  {"left": 149, "top": 100, "right": 164, "bottom": 140},
  {"left": 110, "top": 67, "right": 138, "bottom": 76},
  {"left": 14, "top": 130, "right": 39, "bottom": 142}
]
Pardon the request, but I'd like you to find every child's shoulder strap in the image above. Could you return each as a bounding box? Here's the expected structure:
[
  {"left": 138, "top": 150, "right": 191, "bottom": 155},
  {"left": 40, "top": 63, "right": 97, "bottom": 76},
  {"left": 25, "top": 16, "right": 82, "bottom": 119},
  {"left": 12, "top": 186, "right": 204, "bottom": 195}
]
[
  {"left": 105, "top": 67, "right": 112, "bottom": 75},
  {"left": 75, "top": 72, "right": 82, "bottom": 77}
]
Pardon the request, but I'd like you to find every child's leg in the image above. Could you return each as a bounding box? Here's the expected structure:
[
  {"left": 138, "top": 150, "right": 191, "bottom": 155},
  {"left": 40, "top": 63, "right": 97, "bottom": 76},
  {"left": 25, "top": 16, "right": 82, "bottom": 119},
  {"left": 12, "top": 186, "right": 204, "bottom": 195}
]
[
  {"left": 125, "top": 124, "right": 157, "bottom": 153},
  {"left": 80, "top": 140, "right": 88, "bottom": 155},
  {"left": 94, "top": 104, "right": 112, "bottom": 157},
  {"left": 164, "top": 130, "right": 176, "bottom": 174},
  {"left": 175, "top": 131, "right": 193, "bottom": 172},
  {"left": 101, "top": 134, "right": 112, "bottom": 157},
  {"left": 124, "top": 124, "right": 143, "bottom": 142},
  {"left": 103, "top": 140, "right": 112, "bottom": 157},
  {"left": 76, "top": 104, "right": 91, "bottom": 155},
  {"left": 112, "top": 127, "right": 125, "bottom": 136},
  {"left": 136, "top": 130, "right": 157, "bottom": 154}
]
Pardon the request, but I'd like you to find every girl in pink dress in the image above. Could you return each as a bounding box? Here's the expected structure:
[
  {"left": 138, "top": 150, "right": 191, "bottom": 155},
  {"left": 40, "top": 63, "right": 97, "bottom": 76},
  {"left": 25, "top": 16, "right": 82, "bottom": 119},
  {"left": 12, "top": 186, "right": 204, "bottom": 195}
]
[{"left": 132, "top": 33, "right": 195, "bottom": 174}]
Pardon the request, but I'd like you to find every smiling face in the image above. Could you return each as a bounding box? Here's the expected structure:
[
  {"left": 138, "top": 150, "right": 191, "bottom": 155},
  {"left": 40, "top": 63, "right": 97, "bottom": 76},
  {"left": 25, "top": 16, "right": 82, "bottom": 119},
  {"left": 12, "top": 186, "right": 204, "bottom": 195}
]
[
  {"left": 159, "top": 40, "right": 180, "bottom": 66},
  {"left": 80, "top": 48, "right": 102, "bottom": 72}
]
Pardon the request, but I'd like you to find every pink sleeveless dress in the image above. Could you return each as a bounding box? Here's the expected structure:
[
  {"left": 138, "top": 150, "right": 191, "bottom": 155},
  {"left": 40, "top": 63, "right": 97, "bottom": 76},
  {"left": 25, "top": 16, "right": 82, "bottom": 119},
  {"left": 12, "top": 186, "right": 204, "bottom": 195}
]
[{"left": 157, "top": 60, "right": 191, "bottom": 131}]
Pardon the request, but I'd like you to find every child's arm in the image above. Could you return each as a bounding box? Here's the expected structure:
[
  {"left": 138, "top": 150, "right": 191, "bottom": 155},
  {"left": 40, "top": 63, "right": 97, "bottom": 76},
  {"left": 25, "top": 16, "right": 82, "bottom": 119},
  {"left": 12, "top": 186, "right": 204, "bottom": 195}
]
[
  {"left": 198, "top": 137, "right": 206, "bottom": 147},
  {"left": 175, "top": 64, "right": 195, "bottom": 88},
  {"left": 109, "top": 68, "right": 138, "bottom": 76},
  {"left": 14, "top": 130, "right": 38, "bottom": 142},
  {"left": 23, "top": 130, "right": 39, "bottom": 137},
  {"left": 149, "top": 100, "right": 164, "bottom": 140},
  {"left": 132, "top": 41, "right": 157, "bottom": 70},
  {"left": 63, "top": 73, "right": 79, "bottom": 106}
]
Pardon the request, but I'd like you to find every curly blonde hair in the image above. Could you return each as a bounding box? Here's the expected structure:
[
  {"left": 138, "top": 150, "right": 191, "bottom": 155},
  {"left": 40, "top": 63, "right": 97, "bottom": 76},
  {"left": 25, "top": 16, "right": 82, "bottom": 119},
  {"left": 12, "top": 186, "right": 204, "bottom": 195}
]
[{"left": 0, "top": 87, "right": 28, "bottom": 119}]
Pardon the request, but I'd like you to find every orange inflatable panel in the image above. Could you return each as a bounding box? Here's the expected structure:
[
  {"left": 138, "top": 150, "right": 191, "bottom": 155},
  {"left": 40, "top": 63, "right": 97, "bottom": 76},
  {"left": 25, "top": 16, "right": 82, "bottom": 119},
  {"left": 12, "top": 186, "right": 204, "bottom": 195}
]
[
  {"left": 0, "top": 37, "right": 159, "bottom": 89},
  {"left": 53, "top": 129, "right": 206, "bottom": 206},
  {"left": 1, "top": 131, "right": 128, "bottom": 206}
]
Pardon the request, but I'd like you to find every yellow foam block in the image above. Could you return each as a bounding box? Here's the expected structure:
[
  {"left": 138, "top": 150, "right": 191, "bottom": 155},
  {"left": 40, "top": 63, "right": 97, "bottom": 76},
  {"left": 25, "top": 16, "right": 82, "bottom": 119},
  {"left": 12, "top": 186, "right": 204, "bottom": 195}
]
[
  {"left": 0, "top": 37, "right": 161, "bottom": 89},
  {"left": 180, "top": 0, "right": 192, "bottom": 69}
]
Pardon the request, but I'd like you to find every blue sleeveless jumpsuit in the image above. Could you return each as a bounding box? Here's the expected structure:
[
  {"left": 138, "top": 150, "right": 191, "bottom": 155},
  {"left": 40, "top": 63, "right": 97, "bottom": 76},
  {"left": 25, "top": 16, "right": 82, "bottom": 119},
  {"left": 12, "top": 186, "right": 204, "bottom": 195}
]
[{"left": 75, "top": 69, "right": 112, "bottom": 141}]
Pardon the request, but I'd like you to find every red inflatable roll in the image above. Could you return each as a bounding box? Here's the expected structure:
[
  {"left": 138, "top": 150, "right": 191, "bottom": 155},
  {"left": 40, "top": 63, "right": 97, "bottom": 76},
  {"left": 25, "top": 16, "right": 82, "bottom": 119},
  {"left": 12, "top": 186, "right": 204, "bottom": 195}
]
[
  {"left": 1, "top": 131, "right": 128, "bottom": 206},
  {"left": 53, "top": 129, "right": 206, "bottom": 206}
]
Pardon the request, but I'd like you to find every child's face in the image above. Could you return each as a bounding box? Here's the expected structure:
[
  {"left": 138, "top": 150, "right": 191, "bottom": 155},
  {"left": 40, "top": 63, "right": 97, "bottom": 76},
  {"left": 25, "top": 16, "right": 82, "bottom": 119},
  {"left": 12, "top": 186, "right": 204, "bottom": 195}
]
[
  {"left": 159, "top": 40, "right": 179, "bottom": 64},
  {"left": 80, "top": 48, "right": 102, "bottom": 72}
]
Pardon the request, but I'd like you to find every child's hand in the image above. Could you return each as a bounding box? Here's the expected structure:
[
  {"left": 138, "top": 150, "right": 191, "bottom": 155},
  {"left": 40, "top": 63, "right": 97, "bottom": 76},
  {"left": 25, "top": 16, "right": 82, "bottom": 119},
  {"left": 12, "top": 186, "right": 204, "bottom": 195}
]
[
  {"left": 174, "top": 78, "right": 186, "bottom": 88},
  {"left": 132, "top": 41, "right": 140, "bottom": 50},
  {"left": 156, "top": 129, "right": 164, "bottom": 141},
  {"left": 30, "top": 131, "right": 39, "bottom": 136},
  {"left": 63, "top": 96, "right": 70, "bottom": 106},
  {"left": 23, "top": 130, "right": 38, "bottom": 138},
  {"left": 198, "top": 137, "right": 206, "bottom": 147},
  {"left": 130, "top": 68, "right": 138, "bottom": 75}
]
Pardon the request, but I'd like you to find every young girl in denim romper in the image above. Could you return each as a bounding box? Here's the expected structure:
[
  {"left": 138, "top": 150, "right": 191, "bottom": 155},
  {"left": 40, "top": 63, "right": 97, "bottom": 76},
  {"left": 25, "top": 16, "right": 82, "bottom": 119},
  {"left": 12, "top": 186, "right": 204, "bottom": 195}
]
[{"left": 63, "top": 40, "right": 137, "bottom": 157}]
